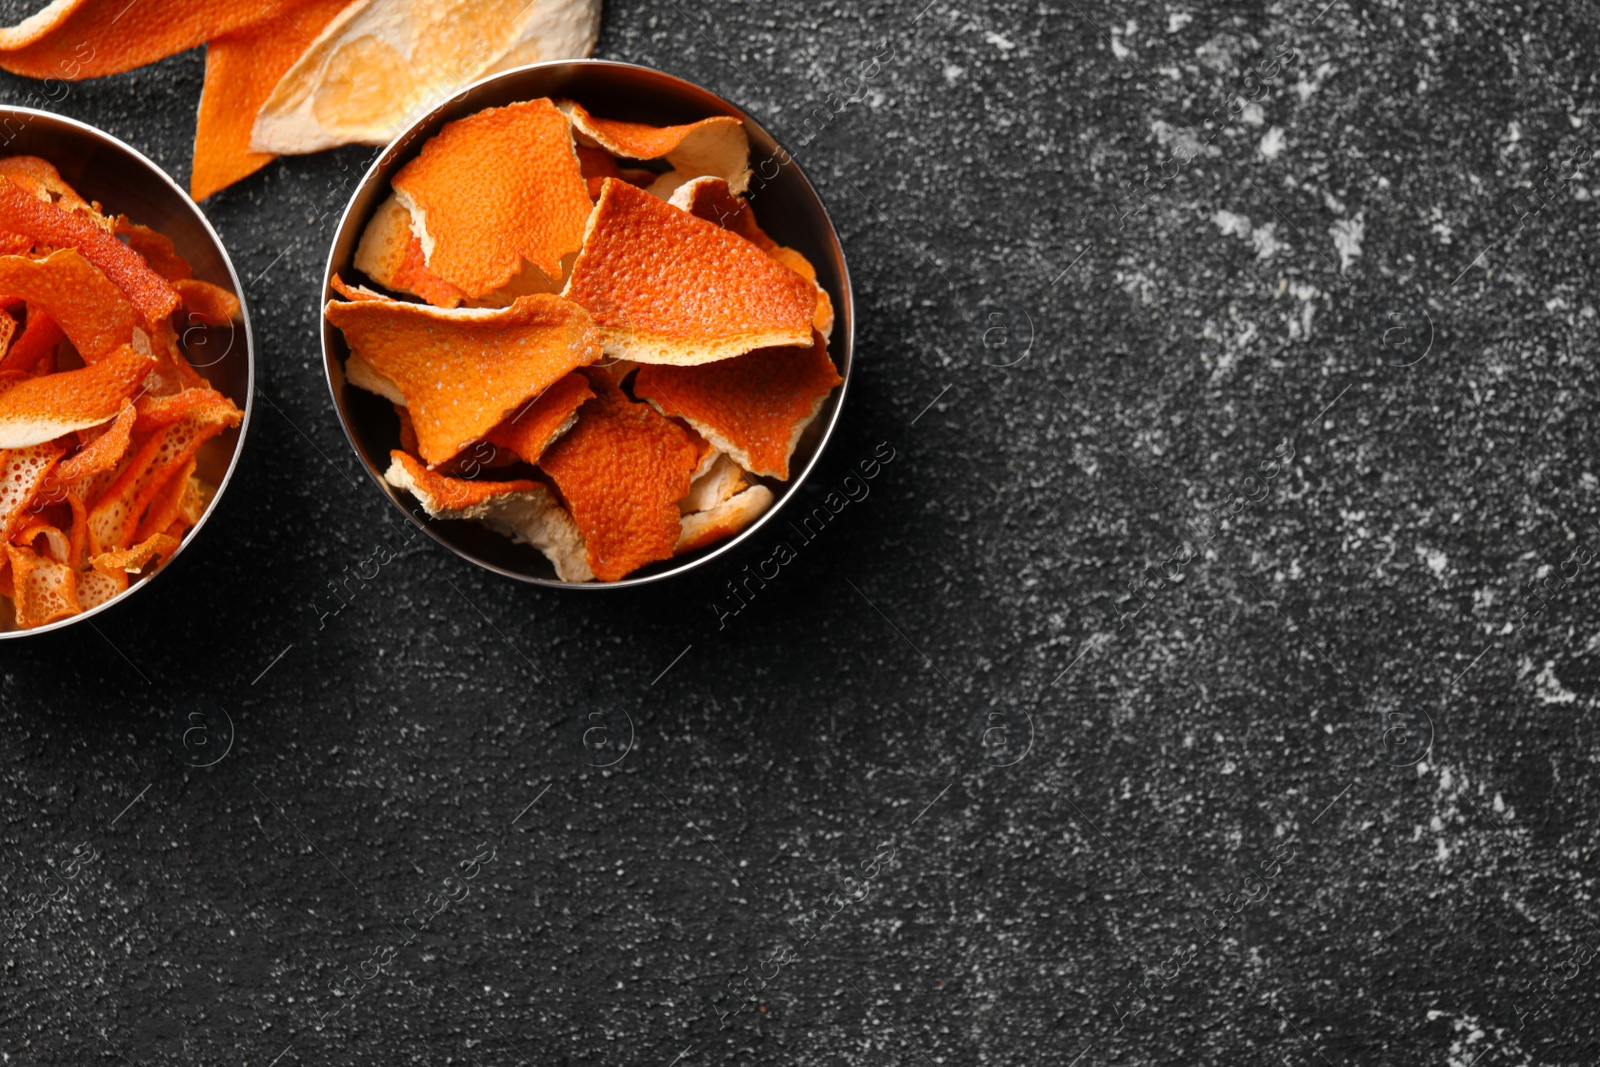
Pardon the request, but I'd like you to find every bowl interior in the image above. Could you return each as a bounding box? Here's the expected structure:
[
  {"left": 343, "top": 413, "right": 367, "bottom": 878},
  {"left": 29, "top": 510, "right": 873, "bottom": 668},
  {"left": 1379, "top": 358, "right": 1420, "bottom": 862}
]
[
  {"left": 323, "top": 61, "right": 853, "bottom": 588},
  {"left": 0, "top": 109, "right": 253, "bottom": 635}
]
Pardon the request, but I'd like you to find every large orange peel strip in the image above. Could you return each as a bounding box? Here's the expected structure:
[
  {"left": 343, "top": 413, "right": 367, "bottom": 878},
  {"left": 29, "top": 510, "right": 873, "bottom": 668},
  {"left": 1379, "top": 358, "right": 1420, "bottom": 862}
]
[
  {"left": 562, "top": 179, "right": 817, "bottom": 366},
  {"left": 326, "top": 292, "right": 600, "bottom": 466},
  {"left": 0, "top": 249, "right": 136, "bottom": 361},
  {"left": 483, "top": 371, "right": 593, "bottom": 465},
  {"left": 0, "top": 344, "right": 154, "bottom": 448},
  {"left": 538, "top": 372, "right": 700, "bottom": 582},
  {"left": 0, "top": 179, "right": 178, "bottom": 325},
  {"left": 0, "top": 0, "right": 333, "bottom": 80},
  {"left": 5, "top": 543, "right": 77, "bottom": 628},
  {"left": 558, "top": 101, "right": 751, "bottom": 194},
  {"left": 190, "top": 0, "right": 354, "bottom": 201},
  {"left": 634, "top": 332, "right": 842, "bottom": 481},
  {"left": 391, "top": 98, "right": 593, "bottom": 298}
]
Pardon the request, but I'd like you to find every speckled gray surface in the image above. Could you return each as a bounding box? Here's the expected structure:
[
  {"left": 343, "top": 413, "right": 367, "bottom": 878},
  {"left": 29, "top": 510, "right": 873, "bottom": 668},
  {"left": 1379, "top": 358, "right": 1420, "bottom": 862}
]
[{"left": 2, "top": 0, "right": 1599, "bottom": 1064}]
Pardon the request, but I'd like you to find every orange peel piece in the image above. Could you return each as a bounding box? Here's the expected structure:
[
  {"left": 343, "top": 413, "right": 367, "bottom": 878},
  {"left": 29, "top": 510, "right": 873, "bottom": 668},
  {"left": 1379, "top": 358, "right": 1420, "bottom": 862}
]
[
  {"left": 0, "top": 156, "right": 96, "bottom": 219},
  {"left": 633, "top": 332, "right": 841, "bottom": 480},
  {"left": 352, "top": 194, "right": 466, "bottom": 308},
  {"left": 669, "top": 176, "right": 834, "bottom": 341},
  {"left": 75, "top": 565, "right": 126, "bottom": 610},
  {"left": 0, "top": 441, "right": 63, "bottom": 542},
  {"left": 0, "top": 179, "right": 178, "bottom": 325},
  {"left": 390, "top": 98, "right": 593, "bottom": 298},
  {"left": 56, "top": 399, "right": 136, "bottom": 484},
  {"left": 559, "top": 102, "right": 751, "bottom": 194},
  {"left": 133, "top": 386, "right": 240, "bottom": 434},
  {"left": 538, "top": 372, "right": 700, "bottom": 581},
  {"left": 677, "top": 485, "right": 774, "bottom": 555},
  {"left": 483, "top": 371, "right": 593, "bottom": 465},
  {"left": 329, "top": 274, "right": 388, "bottom": 302},
  {"left": 249, "top": 0, "right": 601, "bottom": 155},
  {"left": 680, "top": 452, "right": 748, "bottom": 514},
  {"left": 133, "top": 457, "right": 196, "bottom": 544},
  {"left": 5, "top": 542, "right": 77, "bottom": 628},
  {"left": 173, "top": 278, "right": 242, "bottom": 326},
  {"left": 91, "top": 532, "right": 180, "bottom": 576},
  {"left": 13, "top": 521, "right": 70, "bottom": 564},
  {"left": 87, "top": 396, "right": 241, "bottom": 554},
  {"left": 0, "top": 345, "right": 153, "bottom": 448},
  {"left": 384, "top": 449, "right": 592, "bottom": 582},
  {"left": 383, "top": 449, "right": 538, "bottom": 514},
  {"left": 113, "top": 217, "right": 192, "bottom": 281},
  {"left": 190, "top": 0, "right": 354, "bottom": 201},
  {"left": 562, "top": 179, "right": 816, "bottom": 366},
  {"left": 0, "top": 250, "right": 137, "bottom": 361},
  {"left": 326, "top": 292, "right": 600, "bottom": 466},
  {"left": 3, "top": 310, "right": 64, "bottom": 376},
  {"left": 0, "top": 0, "right": 333, "bottom": 80}
]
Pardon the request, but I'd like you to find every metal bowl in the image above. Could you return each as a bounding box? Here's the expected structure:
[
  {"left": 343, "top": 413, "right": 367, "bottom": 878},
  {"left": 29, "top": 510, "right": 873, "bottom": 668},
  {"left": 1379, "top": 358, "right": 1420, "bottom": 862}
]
[
  {"left": 321, "top": 59, "right": 854, "bottom": 589},
  {"left": 0, "top": 107, "right": 254, "bottom": 638}
]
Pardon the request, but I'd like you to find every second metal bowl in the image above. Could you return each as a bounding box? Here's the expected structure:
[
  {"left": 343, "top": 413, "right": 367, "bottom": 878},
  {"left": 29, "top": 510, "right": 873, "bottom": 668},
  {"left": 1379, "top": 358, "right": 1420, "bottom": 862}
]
[
  {"left": 0, "top": 107, "right": 254, "bottom": 638},
  {"left": 321, "top": 59, "right": 854, "bottom": 589}
]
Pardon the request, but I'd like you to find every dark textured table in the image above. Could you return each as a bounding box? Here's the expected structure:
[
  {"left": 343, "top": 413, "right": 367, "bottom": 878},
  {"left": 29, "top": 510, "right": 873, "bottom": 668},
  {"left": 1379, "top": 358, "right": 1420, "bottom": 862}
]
[{"left": 3, "top": 1, "right": 1599, "bottom": 1064}]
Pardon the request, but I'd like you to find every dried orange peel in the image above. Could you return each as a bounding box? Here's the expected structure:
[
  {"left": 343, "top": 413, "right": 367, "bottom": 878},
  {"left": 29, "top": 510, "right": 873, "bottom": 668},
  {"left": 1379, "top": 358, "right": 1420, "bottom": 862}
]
[
  {"left": 250, "top": 0, "right": 602, "bottom": 155},
  {"left": 483, "top": 372, "right": 593, "bottom": 465},
  {"left": 333, "top": 97, "right": 844, "bottom": 582},
  {"left": 0, "top": 0, "right": 601, "bottom": 200},
  {"left": 634, "top": 332, "right": 841, "bottom": 480},
  {"left": 0, "top": 345, "right": 153, "bottom": 448},
  {"left": 326, "top": 291, "right": 601, "bottom": 466},
  {"left": 0, "top": 0, "right": 334, "bottom": 80},
  {"left": 677, "top": 485, "right": 773, "bottom": 555},
  {"left": 190, "top": 0, "right": 354, "bottom": 202},
  {"left": 559, "top": 101, "right": 751, "bottom": 194},
  {"left": 0, "top": 249, "right": 138, "bottom": 361},
  {"left": 538, "top": 372, "right": 700, "bottom": 582},
  {"left": 353, "top": 195, "right": 467, "bottom": 309},
  {"left": 563, "top": 179, "right": 817, "bottom": 366},
  {"left": 0, "top": 158, "right": 243, "bottom": 629},
  {"left": 384, "top": 450, "right": 592, "bottom": 583},
  {"left": 391, "top": 99, "right": 594, "bottom": 299},
  {"left": 0, "top": 179, "right": 179, "bottom": 325},
  {"left": 670, "top": 176, "right": 834, "bottom": 340},
  {"left": 173, "top": 279, "right": 244, "bottom": 327}
]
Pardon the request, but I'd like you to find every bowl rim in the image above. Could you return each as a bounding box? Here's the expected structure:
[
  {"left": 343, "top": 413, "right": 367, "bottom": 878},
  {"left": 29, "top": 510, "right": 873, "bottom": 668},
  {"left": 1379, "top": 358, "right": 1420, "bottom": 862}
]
[
  {"left": 0, "top": 105, "right": 256, "bottom": 639},
  {"left": 320, "top": 58, "right": 854, "bottom": 591}
]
